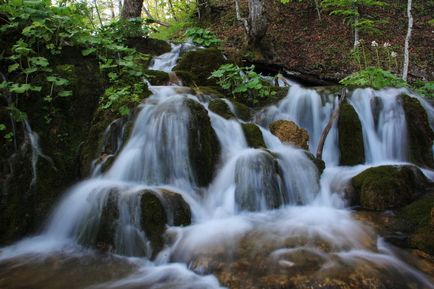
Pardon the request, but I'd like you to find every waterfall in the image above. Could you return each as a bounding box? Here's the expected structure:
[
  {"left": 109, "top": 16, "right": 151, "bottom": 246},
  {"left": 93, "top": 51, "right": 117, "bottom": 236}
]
[{"left": 1, "top": 45, "right": 433, "bottom": 289}]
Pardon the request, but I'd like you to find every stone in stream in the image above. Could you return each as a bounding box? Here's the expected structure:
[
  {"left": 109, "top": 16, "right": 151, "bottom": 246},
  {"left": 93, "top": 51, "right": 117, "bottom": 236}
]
[
  {"left": 234, "top": 149, "right": 286, "bottom": 212},
  {"left": 241, "top": 123, "right": 266, "bottom": 149},
  {"left": 401, "top": 94, "right": 434, "bottom": 169},
  {"left": 92, "top": 188, "right": 191, "bottom": 258},
  {"left": 208, "top": 98, "right": 236, "bottom": 120},
  {"left": 348, "top": 165, "right": 432, "bottom": 211},
  {"left": 338, "top": 101, "right": 365, "bottom": 166},
  {"left": 184, "top": 98, "right": 221, "bottom": 187},
  {"left": 269, "top": 119, "right": 309, "bottom": 150}
]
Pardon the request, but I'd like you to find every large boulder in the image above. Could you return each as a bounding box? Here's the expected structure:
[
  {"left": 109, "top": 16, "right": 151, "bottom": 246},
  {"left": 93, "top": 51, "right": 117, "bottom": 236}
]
[
  {"left": 92, "top": 188, "right": 191, "bottom": 258},
  {"left": 184, "top": 99, "right": 221, "bottom": 187},
  {"left": 242, "top": 123, "right": 266, "bottom": 149},
  {"left": 401, "top": 94, "right": 434, "bottom": 169},
  {"left": 174, "top": 48, "right": 227, "bottom": 86},
  {"left": 350, "top": 165, "right": 432, "bottom": 211},
  {"left": 0, "top": 47, "right": 105, "bottom": 245},
  {"left": 235, "top": 150, "right": 286, "bottom": 211},
  {"left": 338, "top": 101, "right": 365, "bottom": 166},
  {"left": 269, "top": 120, "right": 309, "bottom": 150},
  {"left": 125, "top": 37, "right": 171, "bottom": 56},
  {"left": 208, "top": 98, "right": 235, "bottom": 119}
]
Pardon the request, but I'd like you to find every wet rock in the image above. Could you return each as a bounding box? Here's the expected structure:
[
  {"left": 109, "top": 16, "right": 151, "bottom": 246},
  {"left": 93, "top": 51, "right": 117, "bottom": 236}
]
[
  {"left": 401, "top": 94, "right": 434, "bottom": 169},
  {"left": 304, "top": 152, "right": 326, "bottom": 175},
  {"left": 269, "top": 119, "right": 309, "bottom": 150},
  {"left": 208, "top": 99, "right": 235, "bottom": 119},
  {"left": 174, "top": 48, "right": 227, "bottom": 86},
  {"left": 184, "top": 98, "right": 220, "bottom": 187},
  {"left": 125, "top": 37, "right": 171, "bottom": 56},
  {"left": 144, "top": 69, "right": 170, "bottom": 85},
  {"left": 194, "top": 86, "right": 226, "bottom": 98},
  {"left": 338, "top": 101, "right": 365, "bottom": 166},
  {"left": 159, "top": 189, "right": 192, "bottom": 227},
  {"left": 241, "top": 123, "right": 266, "bottom": 149},
  {"left": 350, "top": 165, "right": 432, "bottom": 211},
  {"left": 232, "top": 101, "right": 252, "bottom": 121},
  {"left": 234, "top": 150, "right": 286, "bottom": 211},
  {"left": 95, "top": 191, "right": 119, "bottom": 252}
]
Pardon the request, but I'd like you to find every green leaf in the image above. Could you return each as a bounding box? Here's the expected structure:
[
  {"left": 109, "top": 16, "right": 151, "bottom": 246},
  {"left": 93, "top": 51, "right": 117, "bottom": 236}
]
[
  {"left": 58, "top": 90, "right": 72, "bottom": 97},
  {"left": 0, "top": 124, "right": 6, "bottom": 131},
  {"left": 8, "top": 63, "right": 20, "bottom": 73},
  {"left": 47, "top": 76, "right": 69, "bottom": 86},
  {"left": 10, "top": 83, "right": 32, "bottom": 93},
  {"left": 81, "top": 48, "right": 96, "bottom": 56},
  {"left": 29, "top": 56, "right": 49, "bottom": 67}
]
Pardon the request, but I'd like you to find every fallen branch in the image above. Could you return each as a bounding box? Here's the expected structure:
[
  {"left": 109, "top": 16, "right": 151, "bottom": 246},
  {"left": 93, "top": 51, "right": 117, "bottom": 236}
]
[{"left": 316, "top": 88, "right": 347, "bottom": 160}]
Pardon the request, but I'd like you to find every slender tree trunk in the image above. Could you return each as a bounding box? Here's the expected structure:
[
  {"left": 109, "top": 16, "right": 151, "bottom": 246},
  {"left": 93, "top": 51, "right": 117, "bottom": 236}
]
[
  {"left": 167, "top": 0, "right": 178, "bottom": 20},
  {"left": 93, "top": 0, "right": 103, "bottom": 26},
  {"left": 143, "top": 4, "right": 170, "bottom": 26},
  {"left": 118, "top": 0, "right": 123, "bottom": 15},
  {"left": 316, "top": 89, "right": 347, "bottom": 160},
  {"left": 313, "top": 0, "right": 321, "bottom": 21},
  {"left": 234, "top": 0, "right": 268, "bottom": 45},
  {"left": 402, "top": 0, "right": 413, "bottom": 81},
  {"left": 197, "top": 0, "right": 211, "bottom": 20},
  {"left": 109, "top": 0, "right": 116, "bottom": 19},
  {"left": 121, "top": 0, "right": 143, "bottom": 19},
  {"left": 353, "top": 15, "right": 360, "bottom": 48}
]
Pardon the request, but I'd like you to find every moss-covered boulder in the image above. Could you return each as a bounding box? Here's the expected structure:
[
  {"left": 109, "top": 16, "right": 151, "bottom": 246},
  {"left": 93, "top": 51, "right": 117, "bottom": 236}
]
[
  {"left": 232, "top": 101, "right": 252, "bottom": 121},
  {"left": 351, "top": 165, "right": 432, "bottom": 211},
  {"left": 125, "top": 37, "right": 171, "bottom": 56},
  {"left": 269, "top": 120, "right": 309, "bottom": 150},
  {"left": 208, "top": 99, "right": 235, "bottom": 119},
  {"left": 235, "top": 150, "right": 286, "bottom": 212},
  {"left": 0, "top": 47, "right": 105, "bottom": 245},
  {"left": 184, "top": 99, "right": 220, "bottom": 187},
  {"left": 394, "top": 194, "right": 434, "bottom": 255},
  {"left": 159, "top": 189, "right": 192, "bottom": 227},
  {"left": 144, "top": 69, "right": 170, "bottom": 85},
  {"left": 242, "top": 123, "right": 266, "bottom": 149},
  {"left": 304, "top": 152, "right": 326, "bottom": 176},
  {"left": 174, "top": 48, "right": 227, "bottom": 86},
  {"left": 401, "top": 94, "right": 434, "bottom": 169},
  {"left": 338, "top": 101, "right": 365, "bottom": 166}
]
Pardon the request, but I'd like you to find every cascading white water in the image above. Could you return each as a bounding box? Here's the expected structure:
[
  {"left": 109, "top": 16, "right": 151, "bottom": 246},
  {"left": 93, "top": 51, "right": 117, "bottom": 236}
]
[
  {"left": 149, "top": 42, "right": 195, "bottom": 72},
  {"left": 257, "top": 84, "right": 340, "bottom": 165},
  {"left": 1, "top": 44, "right": 433, "bottom": 289},
  {"left": 349, "top": 88, "right": 408, "bottom": 163}
]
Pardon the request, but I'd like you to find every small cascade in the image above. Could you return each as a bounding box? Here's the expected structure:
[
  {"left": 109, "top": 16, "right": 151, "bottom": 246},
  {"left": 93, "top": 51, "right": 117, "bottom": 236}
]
[
  {"left": 349, "top": 88, "right": 408, "bottom": 163},
  {"left": 149, "top": 42, "right": 195, "bottom": 72},
  {"left": 257, "top": 84, "right": 340, "bottom": 165},
  {"left": 23, "top": 120, "right": 55, "bottom": 186}
]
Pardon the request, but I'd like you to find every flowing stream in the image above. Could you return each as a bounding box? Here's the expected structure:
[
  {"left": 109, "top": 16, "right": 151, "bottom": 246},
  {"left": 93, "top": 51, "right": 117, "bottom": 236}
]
[{"left": 0, "top": 46, "right": 433, "bottom": 289}]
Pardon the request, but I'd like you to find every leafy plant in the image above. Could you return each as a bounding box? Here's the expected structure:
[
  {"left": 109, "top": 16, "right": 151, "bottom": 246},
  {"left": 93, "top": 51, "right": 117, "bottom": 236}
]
[
  {"left": 185, "top": 27, "right": 220, "bottom": 47},
  {"left": 340, "top": 67, "right": 407, "bottom": 90},
  {"left": 413, "top": 81, "right": 434, "bottom": 98},
  {"left": 210, "top": 64, "right": 275, "bottom": 103}
]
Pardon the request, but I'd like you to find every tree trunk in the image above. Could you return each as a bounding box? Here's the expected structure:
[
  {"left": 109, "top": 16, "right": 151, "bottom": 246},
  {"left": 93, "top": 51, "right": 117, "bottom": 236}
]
[
  {"left": 121, "top": 0, "right": 143, "bottom": 19},
  {"left": 235, "top": 0, "right": 268, "bottom": 45},
  {"left": 316, "top": 89, "right": 347, "bottom": 160},
  {"left": 353, "top": 15, "right": 359, "bottom": 48},
  {"left": 402, "top": 0, "right": 413, "bottom": 81},
  {"left": 197, "top": 0, "right": 211, "bottom": 20}
]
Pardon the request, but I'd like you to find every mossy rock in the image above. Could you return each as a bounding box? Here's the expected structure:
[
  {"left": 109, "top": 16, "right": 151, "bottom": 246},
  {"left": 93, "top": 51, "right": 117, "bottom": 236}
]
[
  {"left": 159, "top": 189, "right": 192, "bottom": 227},
  {"left": 338, "top": 101, "right": 365, "bottom": 166},
  {"left": 144, "top": 69, "right": 170, "bottom": 85},
  {"left": 194, "top": 86, "right": 226, "bottom": 98},
  {"left": 174, "top": 48, "right": 227, "bottom": 86},
  {"left": 208, "top": 99, "right": 235, "bottom": 119},
  {"left": 235, "top": 150, "right": 286, "bottom": 212},
  {"left": 173, "top": 70, "right": 197, "bottom": 87},
  {"left": 242, "top": 123, "right": 266, "bottom": 149},
  {"left": 125, "top": 37, "right": 171, "bottom": 56},
  {"left": 395, "top": 194, "right": 434, "bottom": 255},
  {"left": 351, "top": 165, "right": 431, "bottom": 211},
  {"left": 401, "top": 94, "right": 434, "bottom": 169},
  {"left": 94, "top": 190, "right": 119, "bottom": 253},
  {"left": 304, "top": 152, "right": 326, "bottom": 176},
  {"left": 184, "top": 98, "right": 221, "bottom": 187},
  {"left": 269, "top": 120, "right": 309, "bottom": 150},
  {"left": 232, "top": 101, "right": 252, "bottom": 121}
]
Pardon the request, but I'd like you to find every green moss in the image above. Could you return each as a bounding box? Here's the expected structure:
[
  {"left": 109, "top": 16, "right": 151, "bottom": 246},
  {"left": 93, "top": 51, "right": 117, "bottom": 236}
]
[
  {"left": 144, "top": 69, "right": 170, "bottom": 85},
  {"left": 401, "top": 94, "right": 434, "bottom": 168},
  {"left": 140, "top": 190, "right": 167, "bottom": 258},
  {"left": 174, "top": 70, "right": 197, "bottom": 86},
  {"left": 174, "top": 48, "right": 227, "bottom": 86},
  {"left": 185, "top": 98, "right": 220, "bottom": 187},
  {"left": 232, "top": 101, "right": 251, "bottom": 121},
  {"left": 125, "top": 37, "right": 171, "bottom": 56},
  {"left": 195, "top": 86, "right": 226, "bottom": 98},
  {"left": 242, "top": 123, "right": 266, "bottom": 149},
  {"left": 208, "top": 99, "right": 235, "bottom": 119},
  {"left": 338, "top": 101, "right": 365, "bottom": 166},
  {"left": 352, "top": 166, "right": 429, "bottom": 211},
  {"left": 396, "top": 194, "right": 434, "bottom": 255}
]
